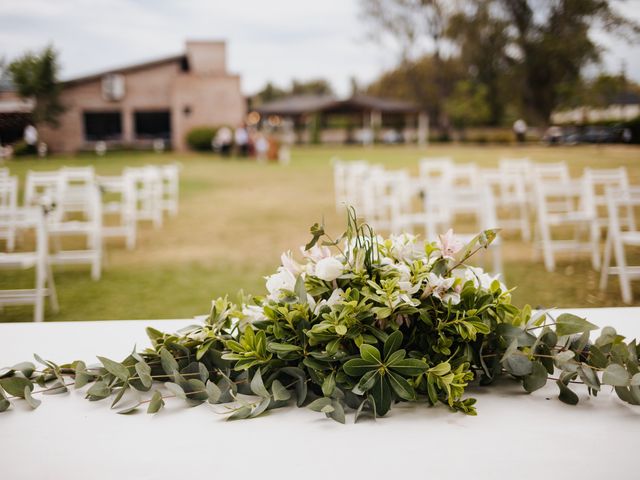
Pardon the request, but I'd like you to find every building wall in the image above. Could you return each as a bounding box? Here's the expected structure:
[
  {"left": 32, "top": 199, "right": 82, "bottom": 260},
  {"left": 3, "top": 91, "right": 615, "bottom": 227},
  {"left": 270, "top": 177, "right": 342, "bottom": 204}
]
[{"left": 40, "top": 41, "right": 245, "bottom": 153}]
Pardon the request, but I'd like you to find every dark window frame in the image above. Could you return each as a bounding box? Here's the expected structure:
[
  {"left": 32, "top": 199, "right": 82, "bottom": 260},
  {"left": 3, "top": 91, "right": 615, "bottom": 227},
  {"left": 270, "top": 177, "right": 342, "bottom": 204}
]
[
  {"left": 83, "top": 111, "right": 123, "bottom": 141},
  {"left": 134, "top": 110, "right": 171, "bottom": 140}
]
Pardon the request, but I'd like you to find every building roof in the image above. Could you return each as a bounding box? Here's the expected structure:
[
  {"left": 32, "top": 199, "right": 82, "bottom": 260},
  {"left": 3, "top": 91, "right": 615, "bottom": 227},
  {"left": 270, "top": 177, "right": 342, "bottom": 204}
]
[
  {"left": 254, "top": 94, "right": 421, "bottom": 116},
  {"left": 63, "top": 54, "right": 186, "bottom": 86}
]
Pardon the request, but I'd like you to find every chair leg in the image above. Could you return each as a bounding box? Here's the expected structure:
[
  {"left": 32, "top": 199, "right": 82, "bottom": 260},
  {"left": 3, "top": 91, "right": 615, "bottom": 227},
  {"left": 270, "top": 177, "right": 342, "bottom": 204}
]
[
  {"left": 599, "top": 233, "right": 612, "bottom": 290},
  {"left": 540, "top": 222, "right": 555, "bottom": 272},
  {"left": 589, "top": 222, "right": 601, "bottom": 271},
  {"left": 613, "top": 237, "right": 632, "bottom": 304},
  {"left": 47, "top": 262, "right": 59, "bottom": 313}
]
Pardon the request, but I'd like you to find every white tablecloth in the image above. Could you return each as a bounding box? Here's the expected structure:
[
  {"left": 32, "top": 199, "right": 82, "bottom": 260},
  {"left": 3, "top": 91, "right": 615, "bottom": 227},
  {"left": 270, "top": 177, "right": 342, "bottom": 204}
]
[{"left": 0, "top": 308, "right": 639, "bottom": 480}]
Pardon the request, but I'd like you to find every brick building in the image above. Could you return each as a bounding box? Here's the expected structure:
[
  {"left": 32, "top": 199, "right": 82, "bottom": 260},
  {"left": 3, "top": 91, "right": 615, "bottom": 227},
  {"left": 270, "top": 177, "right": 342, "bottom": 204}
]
[{"left": 38, "top": 40, "right": 245, "bottom": 153}]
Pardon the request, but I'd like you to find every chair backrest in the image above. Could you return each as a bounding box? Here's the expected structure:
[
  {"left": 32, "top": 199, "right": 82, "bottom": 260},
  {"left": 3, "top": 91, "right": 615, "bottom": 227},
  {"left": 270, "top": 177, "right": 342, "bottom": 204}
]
[
  {"left": 450, "top": 163, "right": 480, "bottom": 190},
  {"left": 606, "top": 186, "right": 640, "bottom": 234},
  {"left": 24, "top": 171, "right": 63, "bottom": 207},
  {"left": 0, "top": 206, "right": 48, "bottom": 259},
  {"left": 418, "top": 157, "right": 453, "bottom": 187},
  {"left": 583, "top": 167, "right": 630, "bottom": 205},
  {"left": 481, "top": 168, "right": 528, "bottom": 205},
  {"left": 533, "top": 162, "right": 570, "bottom": 184},
  {"left": 0, "top": 175, "right": 18, "bottom": 212}
]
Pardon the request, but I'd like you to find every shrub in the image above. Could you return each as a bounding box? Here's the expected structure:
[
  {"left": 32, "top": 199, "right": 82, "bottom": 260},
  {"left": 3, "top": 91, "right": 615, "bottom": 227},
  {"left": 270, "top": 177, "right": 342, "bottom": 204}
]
[
  {"left": 186, "top": 127, "right": 218, "bottom": 151},
  {"left": 12, "top": 140, "right": 34, "bottom": 157}
]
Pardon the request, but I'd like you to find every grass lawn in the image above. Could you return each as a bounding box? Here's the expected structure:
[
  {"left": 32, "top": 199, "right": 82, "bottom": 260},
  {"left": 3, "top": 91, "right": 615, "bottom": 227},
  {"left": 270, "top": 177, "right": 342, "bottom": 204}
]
[{"left": 1, "top": 143, "right": 640, "bottom": 322}]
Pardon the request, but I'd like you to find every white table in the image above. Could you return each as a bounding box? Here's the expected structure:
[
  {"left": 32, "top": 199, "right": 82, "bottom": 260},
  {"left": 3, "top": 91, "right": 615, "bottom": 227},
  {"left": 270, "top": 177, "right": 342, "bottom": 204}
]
[{"left": 1, "top": 308, "right": 639, "bottom": 480}]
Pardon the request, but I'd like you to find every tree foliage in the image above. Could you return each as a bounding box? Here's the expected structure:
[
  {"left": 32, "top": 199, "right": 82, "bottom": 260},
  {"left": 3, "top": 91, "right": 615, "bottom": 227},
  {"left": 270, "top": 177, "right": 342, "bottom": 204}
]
[
  {"left": 360, "top": 0, "right": 640, "bottom": 126},
  {"left": 8, "top": 45, "right": 64, "bottom": 126}
]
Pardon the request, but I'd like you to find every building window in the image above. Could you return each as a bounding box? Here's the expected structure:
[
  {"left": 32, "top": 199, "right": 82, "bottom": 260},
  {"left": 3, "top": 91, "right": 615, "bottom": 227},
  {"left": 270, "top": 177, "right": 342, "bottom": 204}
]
[
  {"left": 134, "top": 111, "right": 171, "bottom": 140},
  {"left": 83, "top": 111, "right": 122, "bottom": 141}
]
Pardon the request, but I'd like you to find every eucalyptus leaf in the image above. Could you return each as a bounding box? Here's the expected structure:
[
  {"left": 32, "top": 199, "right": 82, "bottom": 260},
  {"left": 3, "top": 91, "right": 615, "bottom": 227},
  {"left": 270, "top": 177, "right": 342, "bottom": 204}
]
[
  {"left": 147, "top": 390, "right": 165, "bottom": 414},
  {"left": 23, "top": 386, "right": 41, "bottom": 409},
  {"left": 271, "top": 380, "right": 291, "bottom": 402},
  {"left": 602, "top": 364, "right": 630, "bottom": 387},
  {"left": 0, "top": 377, "right": 33, "bottom": 398},
  {"left": 250, "top": 369, "right": 270, "bottom": 398},
  {"left": 97, "top": 356, "right": 130, "bottom": 382},
  {"left": 555, "top": 314, "right": 598, "bottom": 337}
]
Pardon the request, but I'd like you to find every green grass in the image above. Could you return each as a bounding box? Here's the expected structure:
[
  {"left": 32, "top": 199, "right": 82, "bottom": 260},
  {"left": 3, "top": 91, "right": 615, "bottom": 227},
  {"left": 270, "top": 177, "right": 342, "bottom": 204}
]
[{"left": 1, "top": 143, "right": 640, "bottom": 322}]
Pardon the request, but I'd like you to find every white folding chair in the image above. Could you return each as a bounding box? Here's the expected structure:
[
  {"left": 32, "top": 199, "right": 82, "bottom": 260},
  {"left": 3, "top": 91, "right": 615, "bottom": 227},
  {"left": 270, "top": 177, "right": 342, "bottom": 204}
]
[
  {"left": 160, "top": 163, "right": 180, "bottom": 217},
  {"left": 418, "top": 157, "right": 453, "bottom": 188},
  {"left": 59, "top": 166, "right": 97, "bottom": 219},
  {"left": 0, "top": 175, "right": 18, "bottom": 251},
  {"left": 48, "top": 184, "right": 103, "bottom": 281},
  {"left": 481, "top": 168, "right": 531, "bottom": 240},
  {"left": 98, "top": 174, "right": 137, "bottom": 250},
  {"left": 0, "top": 207, "right": 59, "bottom": 322},
  {"left": 125, "top": 166, "right": 163, "bottom": 228},
  {"left": 583, "top": 167, "right": 634, "bottom": 234},
  {"left": 599, "top": 187, "right": 640, "bottom": 303},
  {"left": 533, "top": 172, "right": 599, "bottom": 272},
  {"left": 24, "top": 171, "right": 63, "bottom": 216}
]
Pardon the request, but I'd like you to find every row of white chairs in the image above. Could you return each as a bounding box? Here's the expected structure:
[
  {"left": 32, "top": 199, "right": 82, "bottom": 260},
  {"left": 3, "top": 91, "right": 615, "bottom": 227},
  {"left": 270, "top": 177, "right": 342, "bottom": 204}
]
[
  {"left": 333, "top": 157, "right": 640, "bottom": 303},
  {"left": 0, "top": 163, "right": 180, "bottom": 321}
]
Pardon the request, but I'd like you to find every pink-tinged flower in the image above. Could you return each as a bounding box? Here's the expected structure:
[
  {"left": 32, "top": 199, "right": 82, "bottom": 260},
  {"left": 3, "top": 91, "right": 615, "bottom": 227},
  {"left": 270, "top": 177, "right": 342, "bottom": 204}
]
[
  {"left": 437, "top": 229, "right": 463, "bottom": 260},
  {"left": 281, "top": 251, "right": 303, "bottom": 276},
  {"left": 422, "top": 273, "right": 460, "bottom": 305},
  {"left": 300, "top": 244, "right": 332, "bottom": 263}
]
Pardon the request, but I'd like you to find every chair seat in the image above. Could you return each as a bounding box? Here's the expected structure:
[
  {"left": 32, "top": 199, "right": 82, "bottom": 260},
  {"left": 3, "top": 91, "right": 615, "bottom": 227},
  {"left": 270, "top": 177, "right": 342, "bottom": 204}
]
[
  {"left": 0, "top": 252, "right": 38, "bottom": 268},
  {"left": 49, "top": 221, "right": 95, "bottom": 235},
  {"left": 547, "top": 211, "right": 594, "bottom": 224},
  {"left": 620, "top": 231, "right": 640, "bottom": 246}
]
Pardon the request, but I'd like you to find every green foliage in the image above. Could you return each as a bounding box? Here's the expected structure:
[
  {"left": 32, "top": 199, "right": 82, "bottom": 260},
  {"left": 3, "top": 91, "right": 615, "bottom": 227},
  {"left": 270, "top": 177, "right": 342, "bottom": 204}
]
[
  {"left": 446, "top": 81, "right": 492, "bottom": 129},
  {"left": 1, "top": 217, "right": 639, "bottom": 422},
  {"left": 9, "top": 45, "right": 64, "bottom": 126},
  {"left": 185, "top": 127, "right": 219, "bottom": 152}
]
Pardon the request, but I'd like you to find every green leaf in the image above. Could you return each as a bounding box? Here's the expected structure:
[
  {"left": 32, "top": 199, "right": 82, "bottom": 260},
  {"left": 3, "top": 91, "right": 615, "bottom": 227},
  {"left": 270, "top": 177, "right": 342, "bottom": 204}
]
[
  {"left": 383, "top": 330, "right": 403, "bottom": 360},
  {"left": 271, "top": 380, "right": 291, "bottom": 401},
  {"left": 12, "top": 362, "right": 36, "bottom": 378},
  {"left": 631, "top": 373, "right": 640, "bottom": 386},
  {"left": 97, "top": 356, "right": 130, "bottom": 382},
  {"left": 147, "top": 390, "right": 165, "bottom": 414},
  {"left": 574, "top": 366, "right": 598, "bottom": 392},
  {"left": 206, "top": 381, "right": 222, "bottom": 403},
  {"left": 308, "top": 397, "right": 333, "bottom": 412},
  {"left": 160, "top": 349, "right": 179, "bottom": 376},
  {"left": 74, "top": 361, "right": 92, "bottom": 388},
  {"left": 385, "top": 349, "right": 406, "bottom": 367},
  {"left": 389, "top": 358, "right": 429, "bottom": 377},
  {"left": 603, "top": 364, "right": 630, "bottom": 387},
  {"left": 352, "top": 370, "right": 378, "bottom": 395},
  {"left": 0, "top": 377, "right": 33, "bottom": 398},
  {"left": 134, "top": 362, "right": 152, "bottom": 389},
  {"left": 523, "top": 361, "right": 548, "bottom": 393},
  {"left": 86, "top": 381, "right": 110, "bottom": 400},
  {"left": 343, "top": 358, "right": 378, "bottom": 377},
  {"left": 557, "top": 381, "right": 579, "bottom": 405},
  {"left": 164, "top": 382, "right": 187, "bottom": 400},
  {"left": 43, "top": 380, "right": 68, "bottom": 395},
  {"left": 267, "top": 343, "right": 302, "bottom": 354},
  {"left": 335, "top": 324, "right": 347, "bottom": 336},
  {"left": 504, "top": 355, "right": 533, "bottom": 377},
  {"left": 228, "top": 405, "right": 252, "bottom": 420},
  {"left": 327, "top": 400, "right": 346, "bottom": 424},
  {"left": 305, "top": 223, "right": 325, "bottom": 250},
  {"left": 250, "top": 369, "right": 270, "bottom": 398},
  {"left": 251, "top": 397, "right": 271, "bottom": 418},
  {"left": 387, "top": 371, "right": 416, "bottom": 401},
  {"left": 23, "top": 386, "right": 41, "bottom": 409},
  {"left": 322, "top": 372, "right": 336, "bottom": 397},
  {"left": 354, "top": 398, "right": 376, "bottom": 423},
  {"left": 555, "top": 314, "right": 598, "bottom": 337},
  {"left": 295, "top": 275, "right": 307, "bottom": 304},
  {"left": 359, "top": 344, "right": 382, "bottom": 364},
  {"left": 0, "top": 388, "right": 10, "bottom": 412},
  {"left": 428, "top": 362, "right": 451, "bottom": 377},
  {"left": 371, "top": 376, "right": 392, "bottom": 416},
  {"left": 0, "top": 368, "right": 13, "bottom": 379}
]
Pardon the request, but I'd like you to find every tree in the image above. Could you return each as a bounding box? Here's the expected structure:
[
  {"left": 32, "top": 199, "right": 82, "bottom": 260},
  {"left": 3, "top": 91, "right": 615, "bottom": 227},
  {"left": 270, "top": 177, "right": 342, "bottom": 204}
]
[
  {"left": 360, "top": 0, "right": 452, "bottom": 128},
  {"left": 9, "top": 45, "right": 64, "bottom": 126},
  {"left": 446, "top": 1, "right": 511, "bottom": 125},
  {"left": 498, "top": 0, "right": 640, "bottom": 123},
  {"left": 290, "top": 79, "right": 333, "bottom": 96},
  {"left": 445, "top": 80, "right": 491, "bottom": 132}
]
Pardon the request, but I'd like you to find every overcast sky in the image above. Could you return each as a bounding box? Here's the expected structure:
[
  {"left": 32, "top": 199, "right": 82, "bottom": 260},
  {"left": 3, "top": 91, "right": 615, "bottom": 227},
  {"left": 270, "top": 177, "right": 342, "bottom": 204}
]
[{"left": 1, "top": 0, "right": 640, "bottom": 96}]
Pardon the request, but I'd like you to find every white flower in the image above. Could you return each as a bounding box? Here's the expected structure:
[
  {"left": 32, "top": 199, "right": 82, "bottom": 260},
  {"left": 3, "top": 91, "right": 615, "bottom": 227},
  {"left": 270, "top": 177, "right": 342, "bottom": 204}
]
[
  {"left": 300, "top": 244, "right": 332, "bottom": 263},
  {"left": 265, "top": 267, "right": 296, "bottom": 300},
  {"left": 437, "top": 229, "right": 463, "bottom": 260},
  {"left": 238, "top": 304, "right": 267, "bottom": 329},
  {"left": 313, "top": 288, "right": 344, "bottom": 314},
  {"left": 456, "top": 266, "right": 504, "bottom": 291},
  {"left": 281, "top": 250, "right": 303, "bottom": 276},
  {"left": 423, "top": 272, "right": 460, "bottom": 305},
  {"left": 314, "top": 257, "right": 344, "bottom": 282},
  {"left": 389, "top": 233, "right": 423, "bottom": 263}
]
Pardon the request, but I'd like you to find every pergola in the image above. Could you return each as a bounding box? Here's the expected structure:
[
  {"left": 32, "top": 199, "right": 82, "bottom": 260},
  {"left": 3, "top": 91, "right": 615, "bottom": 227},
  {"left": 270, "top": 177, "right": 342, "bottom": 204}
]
[{"left": 253, "top": 94, "right": 428, "bottom": 145}]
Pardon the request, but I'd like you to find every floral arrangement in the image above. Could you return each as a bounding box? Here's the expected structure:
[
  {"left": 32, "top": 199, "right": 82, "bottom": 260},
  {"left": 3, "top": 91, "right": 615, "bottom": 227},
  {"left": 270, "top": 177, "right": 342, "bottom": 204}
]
[{"left": 1, "top": 210, "right": 639, "bottom": 422}]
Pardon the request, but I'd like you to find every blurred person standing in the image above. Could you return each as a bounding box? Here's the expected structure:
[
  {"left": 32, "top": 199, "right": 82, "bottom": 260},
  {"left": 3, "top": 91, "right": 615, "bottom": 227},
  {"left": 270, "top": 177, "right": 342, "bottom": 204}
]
[
  {"left": 513, "top": 119, "right": 527, "bottom": 144},
  {"left": 234, "top": 124, "right": 249, "bottom": 157},
  {"left": 255, "top": 133, "right": 269, "bottom": 163},
  {"left": 23, "top": 123, "right": 38, "bottom": 154},
  {"left": 215, "top": 126, "right": 232, "bottom": 157}
]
